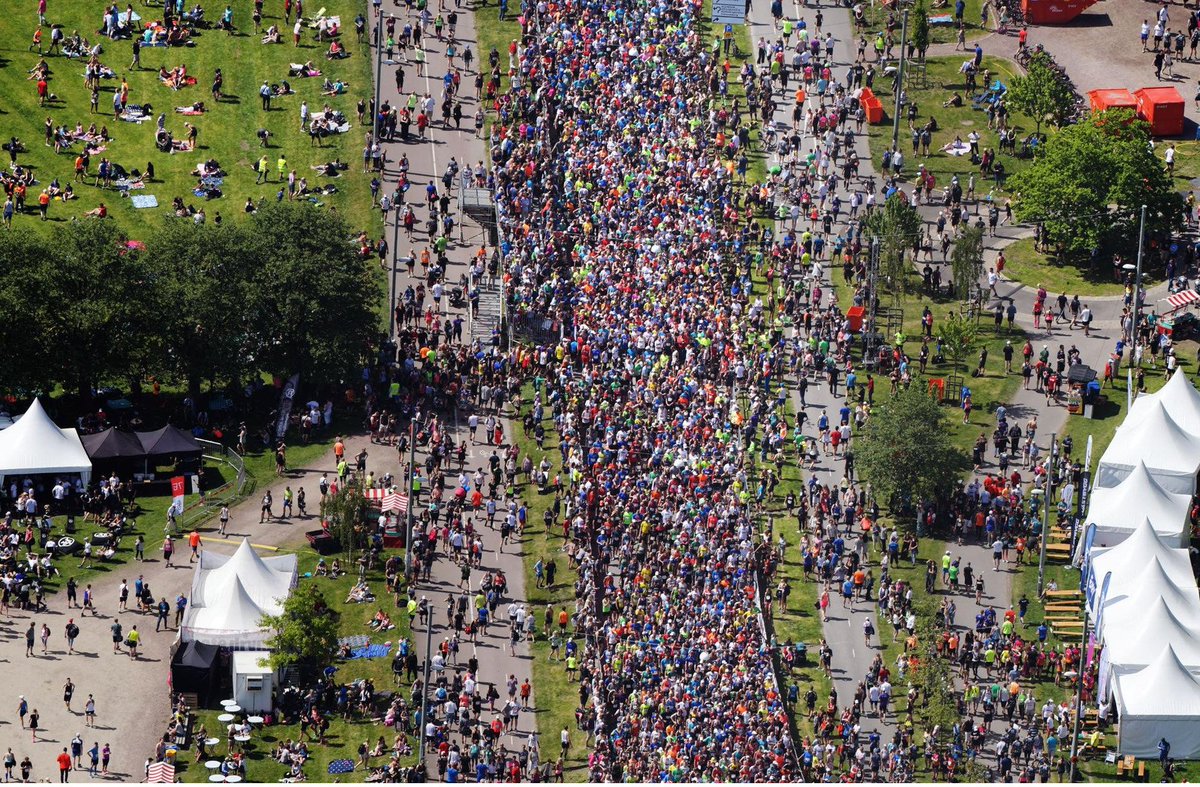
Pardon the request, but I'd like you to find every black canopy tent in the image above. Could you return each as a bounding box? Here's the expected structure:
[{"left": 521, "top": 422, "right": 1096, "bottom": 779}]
[
  {"left": 81, "top": 427, "right": 146, "bottom": 461},
  {"left": 136, "top": 425, "right": 203, "bottom": 458}
]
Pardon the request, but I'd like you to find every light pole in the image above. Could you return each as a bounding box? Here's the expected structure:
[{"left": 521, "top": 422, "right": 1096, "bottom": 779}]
[
  {"left": 404, "top": 420, "right": 416, "bottom": 581},
  {"left": 1132, "top": 204, "right": 1147, "bottom": 367},
  {"left": 890, "top": 10, "right": 910, "bottom": 154},
  {"left": 417, "top": 611, "right": 435, "bottom": 770},
  {"left": 372, "top": 12, "right": 385, "bottom": 143},
  {"left": 1037, "top": 432, "right": 1056, "bottom": 596}
]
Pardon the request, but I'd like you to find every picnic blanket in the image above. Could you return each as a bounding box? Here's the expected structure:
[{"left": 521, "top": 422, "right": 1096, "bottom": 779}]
[
  {"left": 941, "top": 141, "right": 971, "bottom": 156},
  {"left": 174, "top": 107, "right": 204, "bottom": 115},
  {"left": 119, "top": 107, "right": 148, "bottom": 123},
  {"left": 337, "top": 634, "right": 370, "bottom": 648},
  {"left": 930, "top": 13, "right": 954, "bottom": 23},
  {"left": 327, "top": 760, "right": 354, "bottom": 776},
  {"left": 114, "top": 178, "right": 147, "bottom": 191},
  {"left": 348, "top": 643, "right": 392, "bottom": 660},
  {"left": 161, "top": 76, "right": 198, "bottom": 89},
  {"left": 130, "top": 194, "right": 157, "bottom": 208},
  {"left": 171, "top": 139, "right": 194, "bottom": 152},
  {"left": 200, "top": 175, "right": 223, "bottom": 187}
]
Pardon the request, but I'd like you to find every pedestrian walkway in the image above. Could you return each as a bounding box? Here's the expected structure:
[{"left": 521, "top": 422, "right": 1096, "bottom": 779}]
[
  {"left": 0, "top": 427, "right": 381, "bottom": 781},
  {"left": 365, "top": 3, "right": 540, "bottom": 773}
]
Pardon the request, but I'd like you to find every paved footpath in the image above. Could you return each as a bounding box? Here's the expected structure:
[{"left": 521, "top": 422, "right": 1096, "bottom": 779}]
[
  {"left": 366, "top": 1, "right": 540, "bottom": 773},
  {"left": 0, "top": 4, "right": 530, "bottom": 774},
  {"left": 757, "top": 0, "right": 1149, "bottom": 752},
  {"left": 0, "top": 427, "right": 382, "bottom": 781}
]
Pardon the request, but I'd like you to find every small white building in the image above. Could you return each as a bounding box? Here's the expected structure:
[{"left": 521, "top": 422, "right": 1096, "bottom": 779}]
[{"left": 231, "top": 650, "right": 275, "bottom": 713}]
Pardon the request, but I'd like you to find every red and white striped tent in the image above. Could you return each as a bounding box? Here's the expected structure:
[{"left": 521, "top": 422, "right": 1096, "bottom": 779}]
[
  {"left": 362, "top": 487, "right": 408, "bottom": 514},
  {"left": 1163, "top": 289, "right": 1200, "bottom": 314},
  {"left": 145, "top": 761, "right": 175, "bottom": 783}
]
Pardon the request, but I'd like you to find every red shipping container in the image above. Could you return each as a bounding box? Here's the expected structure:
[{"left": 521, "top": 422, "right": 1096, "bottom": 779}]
[{"left": 1134, "top": 87, "right": 1186, "bottom": 137}]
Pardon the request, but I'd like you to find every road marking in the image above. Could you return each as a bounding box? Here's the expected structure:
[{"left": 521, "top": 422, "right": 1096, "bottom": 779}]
[{"left": 202, "top": 537, "right": 280, "bottom": 551}]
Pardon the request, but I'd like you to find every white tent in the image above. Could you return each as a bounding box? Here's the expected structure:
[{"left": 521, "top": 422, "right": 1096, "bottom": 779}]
[
  {"left": 1129, "top": 370, "right": 1200, "bottom": 431},
  {"left": 182, "top": 540, "right": 297, "bottom": 648},
  {"left": 1099, "top": 557, "right": 1200, "bottom": 637},
  {"left": 1103, "top": 597, "right": 1200, "bottom": 676},
  {"left": 1084, "top": 464, "right": 1193, "bottom": 548},
  {"left": 1096, "top": 401, "right": 1200, "bottom": 494},
  {"left": 182, "top": 575, "right": 274, "bottom": 648},
  {"left": 1113, "top": 645, "right": 1200, "bottom": 758},
  {"left": 1090, "top": 519, "right": 1195, "bottom": 611},
  {"left": 0, "top": 399, "right": 92, "bottom": 487},
  {"left": 192, "top": 538, "right": 297, "bottom": 612}
]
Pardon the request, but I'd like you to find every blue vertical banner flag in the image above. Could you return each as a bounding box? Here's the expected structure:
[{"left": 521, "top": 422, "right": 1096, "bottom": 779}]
[{"left": 1093, "top": 570, "right": 1113, "bottom": 634}]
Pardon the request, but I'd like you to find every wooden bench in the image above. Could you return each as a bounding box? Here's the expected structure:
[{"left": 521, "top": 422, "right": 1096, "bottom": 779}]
[
  {"left": 1044, "top": 603, "right": 1080, "bottom": 611},
  {"left": 1138, "top": 760, "right": 1147, "bottom": 780},
  {"left": 1045, "top": 614, "right": 1083, "bottom": 621},
  {"left": 1045, "top": 589, "right": 1082, "bottom": 598}
]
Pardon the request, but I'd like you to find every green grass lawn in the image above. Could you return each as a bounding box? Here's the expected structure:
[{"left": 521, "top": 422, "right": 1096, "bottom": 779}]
[
  {"left": 176, "top": 550, "right": 418, "bottom": 783},
  {"left": 867, "top": 55, "right": 1035, "bottom": 193},
  {"left": 0, "top": 0, "right": 378, "bottom": 237},
  {"left": 35, "top": 418, "right": 347, "bottom": 605},
  {"left": 1000, "top": 237, "right": 1134, "bottom": 297},
  {"left": 508, "top": 383, "right": 596, "bottom": 782}
]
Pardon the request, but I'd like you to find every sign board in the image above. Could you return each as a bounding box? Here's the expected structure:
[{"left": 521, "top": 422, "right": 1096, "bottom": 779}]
[{"left": 711, "top": 0, "right": 744, "bottom": 24}]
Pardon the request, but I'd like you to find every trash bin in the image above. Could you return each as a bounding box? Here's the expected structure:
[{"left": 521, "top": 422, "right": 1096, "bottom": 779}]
[
  {"left": 847, "top": 305, "right": 865, "bottom": 333},
  {"left": 65, "top": 514, "right": 76, "bottom": 533}
]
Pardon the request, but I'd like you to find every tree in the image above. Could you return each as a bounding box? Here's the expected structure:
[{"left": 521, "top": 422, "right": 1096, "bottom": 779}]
[
  {"left": 864, "top": 195, "right": 923, "bottom": 297},
  {"left": 1007, "top": 110, "right": 1184, "bottom": 257},
  {"left": 911, "top": 0, "right": 931, "bottom": 61},
  {"left": 0, "top": 229, "right": 56, "bottom": 395},
  {"left": 144, "top": 220, "right": 256, "bottom": 401},
  {"left": 1006, "top": 51, "right": 1077, "bottom": 135},
  {"left": 949, "top": 224, "right": 985, "bottom": 301},
  {"left": 321, "top": 484, "right": 368, "bottom": 563},
  {"left": 33, "top": 220, "right": 157, "bottom": 400},
  {"left": 243, "top": 202, "right": 383, "bottom": 383},
  {"left": 261, "top": 583, "right": 341, "bottom": 675},
  {"left": 938, "top": 313, "right": 978, "bottom": 378},
  {"left": 857, "top": 385, "right": 966, "bottom": 510}
]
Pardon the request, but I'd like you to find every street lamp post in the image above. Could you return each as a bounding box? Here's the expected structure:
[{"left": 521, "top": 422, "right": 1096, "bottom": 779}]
[
  {"left": 372, "top": 12, "right": 385, "bottom": 143},
  {"left": 417, "top": 612, "right": 435, "bottom": 771},
  {"left": 1037, "top": 433, "right": 1056, "bottom": 596},
  {"left": 1133, "top": 204, "right": 1147, "bottom": 368},
  {"left": 890, "top": 10, "right": 911, "bottom": 154}
]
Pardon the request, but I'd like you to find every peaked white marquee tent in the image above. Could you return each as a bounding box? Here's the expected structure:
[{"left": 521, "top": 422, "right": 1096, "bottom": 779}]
[
  {"left": 1084, "top": 463, "right": 1193, "bottom": 548},
  {"left": 181, "top": 539, "right": 298, "bottom": 648},
  {"left": 1128, "top": 368, "right": 1200, "bottom": 432},
  {"left": 0, "top": 398, "right": 92, "bottom": 487},
  {"left": 1113, "top": 645, "right": 1200, "bottom": 759},
  {"left": 1089, "top": 519, "right": 1195, "bottom": 611},
  {"left": 1096, "top": 401, "right": 1200, "bottom": 494}
]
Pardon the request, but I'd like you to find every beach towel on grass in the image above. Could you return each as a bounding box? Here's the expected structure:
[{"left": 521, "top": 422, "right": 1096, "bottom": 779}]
[
  {"left": 130, "top": 195, "right": 157, "bottom": 208},
  {"left": 348, "top": 643, "right": 392, "bottom": 659}
]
